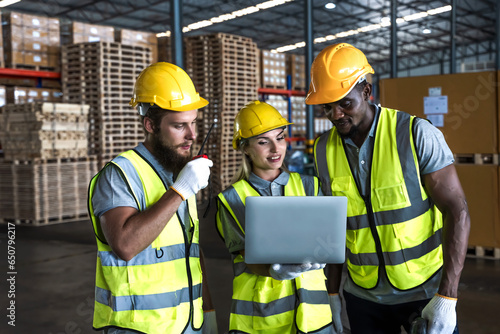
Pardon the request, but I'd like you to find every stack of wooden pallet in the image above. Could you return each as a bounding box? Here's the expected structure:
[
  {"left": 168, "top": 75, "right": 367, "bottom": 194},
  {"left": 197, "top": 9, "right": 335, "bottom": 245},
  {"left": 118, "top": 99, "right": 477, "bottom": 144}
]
[
  {"left": 0, "top": 157, "right": 98, "bottom": 225},
  {"left": 185, "top": 33, "right": 259, "bottom": 199},
  {"left": 0, "top": 102, "right": 97, "bottom": 225},
  {"left": 61, "top": 42, "right": 151, "bottom": 166},
  {"left": 0, "top": 102, "right": 89, "bottom": 160}
]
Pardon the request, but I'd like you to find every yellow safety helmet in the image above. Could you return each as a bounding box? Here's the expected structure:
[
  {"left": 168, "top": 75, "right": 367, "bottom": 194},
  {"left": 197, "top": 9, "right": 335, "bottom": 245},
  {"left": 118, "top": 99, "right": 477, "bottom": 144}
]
[
  {"left": 130, "top": 62, "right": 208, "bottom": 114},
  {"left": 232, "top": 100, "right": 292, "bottom": 150},
  {"left": 305, "top": 43, "right": 374, "bottom": 105}
]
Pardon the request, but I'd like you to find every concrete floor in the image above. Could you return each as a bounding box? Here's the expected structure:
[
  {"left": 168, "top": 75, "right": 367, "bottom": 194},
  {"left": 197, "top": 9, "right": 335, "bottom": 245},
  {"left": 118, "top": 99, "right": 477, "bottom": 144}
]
[{"left": 1, "top": 202, "right": 499, "bottom": 334}]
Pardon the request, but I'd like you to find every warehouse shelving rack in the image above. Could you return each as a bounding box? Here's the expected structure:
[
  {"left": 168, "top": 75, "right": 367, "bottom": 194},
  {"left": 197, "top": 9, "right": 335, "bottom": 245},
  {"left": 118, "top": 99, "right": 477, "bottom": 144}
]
[
  {"left": 257, "top": 78, "right": 307, "bottom": 147},
  {"left": 0, "top": 68, "right": 61, "bottom": 86}
]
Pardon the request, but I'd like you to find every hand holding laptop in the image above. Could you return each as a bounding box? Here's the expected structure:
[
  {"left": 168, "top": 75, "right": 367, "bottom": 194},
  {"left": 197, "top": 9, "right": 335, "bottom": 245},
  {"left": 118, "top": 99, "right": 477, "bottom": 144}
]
[{"left": 269, "top": 263, "right": 326, "bottom": 280}]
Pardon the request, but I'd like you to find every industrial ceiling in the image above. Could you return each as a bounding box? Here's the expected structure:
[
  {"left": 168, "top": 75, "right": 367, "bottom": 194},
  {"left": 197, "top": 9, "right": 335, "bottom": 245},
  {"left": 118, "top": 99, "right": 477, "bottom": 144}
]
[{"left": 6, "top": 0, "right": 498, "bottom": 78}]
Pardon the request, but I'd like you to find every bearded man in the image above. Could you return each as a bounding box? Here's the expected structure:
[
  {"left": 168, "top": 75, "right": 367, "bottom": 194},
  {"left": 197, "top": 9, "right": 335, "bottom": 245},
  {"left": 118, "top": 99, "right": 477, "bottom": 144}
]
[{"left": 88, "top": 62, "right": 218, "bottom": 334}]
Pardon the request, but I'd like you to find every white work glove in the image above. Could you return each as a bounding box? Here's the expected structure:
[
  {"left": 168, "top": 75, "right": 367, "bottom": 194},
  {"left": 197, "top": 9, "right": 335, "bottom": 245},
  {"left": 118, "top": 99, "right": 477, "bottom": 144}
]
[
  {"left": 421, "top": 294, "right": 457, "bottom": 334},
  {"left": 329, "top": 294, "right": 343, "bottom": 333},
  {"left": 269, "top": 263, "right": 326, "bottom": 280},
  {"left": 171, "top": 158, "right": 213, "bottom": 200},
  {"left": 202, "top": 310, "right": 218, "bottom": 334}
]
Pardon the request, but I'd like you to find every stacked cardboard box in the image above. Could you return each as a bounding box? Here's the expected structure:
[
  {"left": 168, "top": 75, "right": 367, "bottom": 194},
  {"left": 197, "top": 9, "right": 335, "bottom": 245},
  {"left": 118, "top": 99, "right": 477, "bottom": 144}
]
[
  {"left": 2, "top": 12, "right": 60, "bottom": 70},
  {"left": 290, "top": 96, "right": 306, "bottom": 137},
  {"left": 62, "top": 42, "right": 150, "bottom": 166},
  {"left": 185, "top": 33, "right": 259, "bottom": 200},
  {"left": 380, "top": 71, "right": 500, "bottom": 255},
  {"left": 260, "top": 49, "right": 286, "bottom": 89},
  {"left": 115, "top": 28, "right": 158, "bottom": 63},
  {"left": 6, "top": 87, "right": 62, "bottom": 104},
  {"left": 264, "top": 94, "right": 289, "bottom": 123},
  {"left": 0, "top": 86, "right": 5, "bottom": 107},
  {"left": 314, "top": 117, "right": 333, "bottom": 137},
  {"left": 287, "top": 54, "right": 306, "bottom": 91},
  {"left": 60, "top": 21, "right": 114, "bottom": 45},
  {"left": 157, "top": 36, "right": 172, "bottom": 62}
]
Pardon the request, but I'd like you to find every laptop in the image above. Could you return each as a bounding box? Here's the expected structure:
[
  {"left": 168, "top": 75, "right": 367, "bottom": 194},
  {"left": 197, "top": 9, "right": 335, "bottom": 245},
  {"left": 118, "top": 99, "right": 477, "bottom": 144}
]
[{"left": 244, "top": 196, "right": 348, "bottom": 264}]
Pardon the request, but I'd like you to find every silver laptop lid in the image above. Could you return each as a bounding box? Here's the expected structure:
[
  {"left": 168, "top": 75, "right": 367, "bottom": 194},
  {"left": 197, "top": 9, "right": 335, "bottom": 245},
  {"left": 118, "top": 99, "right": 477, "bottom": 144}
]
[{"left": 244, "top": 196, "right": 347, "bottom": 264}]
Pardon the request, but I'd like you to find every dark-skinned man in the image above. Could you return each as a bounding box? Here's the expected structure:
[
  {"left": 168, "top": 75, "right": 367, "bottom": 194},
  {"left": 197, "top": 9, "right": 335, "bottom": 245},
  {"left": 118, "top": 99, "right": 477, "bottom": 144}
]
[{"left": 306, "top": 43, "right": 470, "bottom": 334}]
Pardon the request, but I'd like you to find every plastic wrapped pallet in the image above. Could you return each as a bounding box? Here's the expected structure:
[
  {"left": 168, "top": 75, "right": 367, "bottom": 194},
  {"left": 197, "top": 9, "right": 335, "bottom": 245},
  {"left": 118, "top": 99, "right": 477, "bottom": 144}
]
[
  {"left": 2, "top": 11, "right": 60, "bottom": 70},
  {"left": 286, "top": 54, "right": 306, "bottom": 91},
  {"left": 60, "top": 21, "right": 114, "bottom": 45},
  {"left": 260, "top": 49, "right": 286, "bottom": 89},
  {"left": 6, "top": 86, "right": 62, "bottom": 104}
]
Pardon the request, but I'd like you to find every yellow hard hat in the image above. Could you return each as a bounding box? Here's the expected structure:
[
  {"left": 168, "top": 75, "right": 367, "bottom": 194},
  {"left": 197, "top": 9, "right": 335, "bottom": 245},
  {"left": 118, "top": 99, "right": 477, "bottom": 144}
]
[
  {"left": 305, "top": 43, "right": 374, "bottom": 105},
  {"left": 130, "top": 62, "right": 208, "bottom": 114},
  {"left": 232, "top": 100, "right": 292, "bottom": 150}
]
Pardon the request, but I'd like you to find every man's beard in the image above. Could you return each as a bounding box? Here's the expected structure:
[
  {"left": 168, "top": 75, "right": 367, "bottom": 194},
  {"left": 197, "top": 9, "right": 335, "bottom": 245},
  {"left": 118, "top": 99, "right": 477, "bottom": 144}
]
[
  {"left": 337, "top": 123, "right": 359, "bottom": 139},
  {"left": 150, "top": 133, "right": 191, "bottom": 174}
]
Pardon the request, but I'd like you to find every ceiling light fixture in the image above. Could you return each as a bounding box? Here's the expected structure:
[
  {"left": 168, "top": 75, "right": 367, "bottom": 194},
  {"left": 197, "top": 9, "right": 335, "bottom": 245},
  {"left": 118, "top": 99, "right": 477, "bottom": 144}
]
[
  {"left": 156, "top": 0, "right": 294, "bottom": 37},
  {"left": 325, "top": 2, "right": 336, "bottom": 10},
  {"left": 272, "top": 5, "right": 452, "bottom": 53},
  {"left": 422, "top": 27, "right": 432, "bottom": 34},
  {"left": 0, "top": 0, "right": 20, "bottom": 7}
]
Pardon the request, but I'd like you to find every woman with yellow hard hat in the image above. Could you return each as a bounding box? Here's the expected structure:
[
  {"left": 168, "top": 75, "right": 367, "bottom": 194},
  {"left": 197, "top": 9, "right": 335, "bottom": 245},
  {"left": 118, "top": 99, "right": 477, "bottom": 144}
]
[{"left": 216, "top": 101, "right": 339, "bottom": 333}]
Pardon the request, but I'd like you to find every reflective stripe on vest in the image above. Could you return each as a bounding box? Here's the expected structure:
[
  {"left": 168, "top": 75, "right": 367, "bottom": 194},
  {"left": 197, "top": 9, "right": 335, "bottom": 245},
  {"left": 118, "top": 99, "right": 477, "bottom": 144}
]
[
  {"left": 88, "top": 149, "right": 203, "bottom": 334},
  {"left": 217, "top": 173, "right": 332, "bottom": 333},
  {"left": 314, "top": 108, "right": 443, "bottom": 290}
]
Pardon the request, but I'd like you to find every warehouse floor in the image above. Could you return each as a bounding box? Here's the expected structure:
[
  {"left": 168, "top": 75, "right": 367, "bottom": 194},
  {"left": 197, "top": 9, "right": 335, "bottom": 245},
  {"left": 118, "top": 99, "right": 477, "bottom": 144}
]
[{"left": 1, "top": 202, "right": 499, "bottom": 334}]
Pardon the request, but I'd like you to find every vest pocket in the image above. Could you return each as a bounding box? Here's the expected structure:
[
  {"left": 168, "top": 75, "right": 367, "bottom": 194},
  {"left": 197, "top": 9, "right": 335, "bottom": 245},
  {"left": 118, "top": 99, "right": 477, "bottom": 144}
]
[
  {"left": 374, "top": 183, "right": 409, "bottom": 210},
  {"left": 331, "top": 176, "right": 351, "bottom": 194}
]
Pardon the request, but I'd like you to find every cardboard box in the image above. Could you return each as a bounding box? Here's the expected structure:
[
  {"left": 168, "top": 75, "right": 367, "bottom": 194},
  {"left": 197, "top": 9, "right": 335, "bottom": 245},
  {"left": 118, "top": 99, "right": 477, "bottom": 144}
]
[
  {"left": 2, "top": 11, "right": 60, "bottom": 69},
  {"left": 115, "top": 28, "right": 158, "bottom": 63},
  {"left": 455, "top": 164, "right": 500, "bottom": 248},
  {"left": 379, "top": 71, "right": 498, "bottom": 154},
  {"left": 0, "top": 86, "right": 6, "bottom": 107},
  {"left": 61, "top": 21, "right": 114, "bottom": 44},
  {"left": 157, "top": 36, "right": 171, "bottom": 62},
  {"left": 260, "top": 49, "right": 286, "bottom": 88},
  {"left": 6, "top": 87, "right": 63, "bottom": 104},
  {"left": 287, "top": 54, "right": 306, "bottom": 90}
]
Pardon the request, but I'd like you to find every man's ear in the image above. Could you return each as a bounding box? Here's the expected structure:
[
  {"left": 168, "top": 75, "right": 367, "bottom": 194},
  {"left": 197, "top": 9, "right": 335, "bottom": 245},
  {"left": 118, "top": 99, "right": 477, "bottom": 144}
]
[
  {"left": 363, "top": 83, "right": 373, "bottom": 101},
  {"left": 144, "top": 117, "right": 155, "bottom": 134}
]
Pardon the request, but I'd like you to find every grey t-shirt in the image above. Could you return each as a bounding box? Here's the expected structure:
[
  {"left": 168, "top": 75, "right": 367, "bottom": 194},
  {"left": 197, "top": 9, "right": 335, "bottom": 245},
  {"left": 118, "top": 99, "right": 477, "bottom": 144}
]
[
  {"left": 92, "top": 143, "right": 192, "bottom": 239},
  {"left": 342, "top": 105, "right": 454, "bottom": 304}
]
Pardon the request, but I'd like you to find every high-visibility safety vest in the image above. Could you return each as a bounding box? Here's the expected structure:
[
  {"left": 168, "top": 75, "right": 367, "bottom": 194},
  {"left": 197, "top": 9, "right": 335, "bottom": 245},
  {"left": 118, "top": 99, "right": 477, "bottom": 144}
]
[
  {"left": 217, "top": 173, "right": 333, "bottom": 334},
  {"left": 88, "top": 149, "right": 203, "bottom": 334},
  {"left": 314, "top": 108, "right": 443, "bottom": 291}
]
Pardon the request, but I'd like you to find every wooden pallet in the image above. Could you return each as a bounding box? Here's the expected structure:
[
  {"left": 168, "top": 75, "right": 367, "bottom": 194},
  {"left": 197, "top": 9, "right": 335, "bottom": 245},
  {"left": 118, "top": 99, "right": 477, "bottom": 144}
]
[
  {"left": 61, "top": 42, "right": 150, "bottom": 159},
  {"left": 185, "top": 33, "right": 259, "bottom": 200},
  {"left": 0, "top": 157, "right": 98, "bottom": 226},
  {"left": 0, "top": 102, "right": 90, "bottom": 161},
  {"left": 467, "top": 246, "right": 500, "bottom": 260}
]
